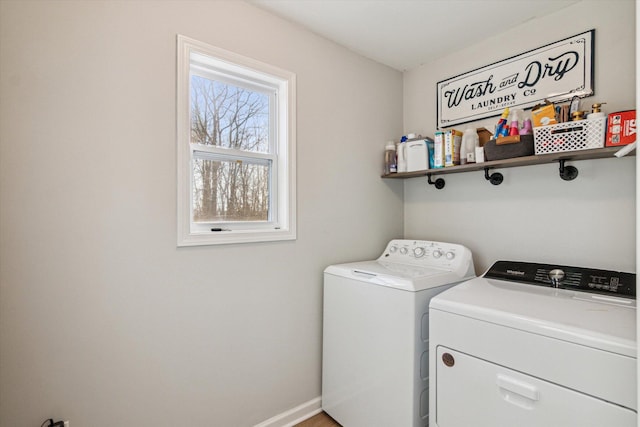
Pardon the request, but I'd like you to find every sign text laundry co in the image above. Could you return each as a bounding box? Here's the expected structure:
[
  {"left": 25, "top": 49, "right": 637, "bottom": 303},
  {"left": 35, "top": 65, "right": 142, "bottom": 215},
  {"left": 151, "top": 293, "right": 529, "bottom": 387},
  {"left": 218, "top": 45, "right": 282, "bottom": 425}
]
[{"left": 437, "top": 30, "right": 594, "bottom": 128}]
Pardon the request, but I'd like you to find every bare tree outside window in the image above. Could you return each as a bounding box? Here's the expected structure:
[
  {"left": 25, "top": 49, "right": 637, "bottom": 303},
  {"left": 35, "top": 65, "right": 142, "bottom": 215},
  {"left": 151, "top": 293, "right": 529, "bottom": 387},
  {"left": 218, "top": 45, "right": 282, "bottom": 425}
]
[{"left": 190, "top": 75, "right": 271, "bottom": 222}]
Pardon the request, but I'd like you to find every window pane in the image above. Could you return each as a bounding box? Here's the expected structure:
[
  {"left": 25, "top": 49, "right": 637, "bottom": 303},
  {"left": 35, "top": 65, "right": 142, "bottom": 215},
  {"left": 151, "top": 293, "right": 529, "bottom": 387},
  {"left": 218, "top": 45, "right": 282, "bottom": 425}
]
[
  {"left": 192, "top": 157, "right": 271, "bottom": 222},
  {"left": 190, "top": 75, "right": 270, "bottom": 153}
]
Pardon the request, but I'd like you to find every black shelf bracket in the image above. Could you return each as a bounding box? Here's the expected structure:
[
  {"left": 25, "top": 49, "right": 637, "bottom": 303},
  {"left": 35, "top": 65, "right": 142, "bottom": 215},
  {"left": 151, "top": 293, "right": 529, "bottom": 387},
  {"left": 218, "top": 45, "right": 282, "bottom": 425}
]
[
  {"left": 558, "top": 159, "right": 579, "bottom": 181},
  {"left": 484, "top": 167, "right": 504, "bottom": 186},
  {"left": 427, "top": 173, "right": 445, "bottom": 190}
]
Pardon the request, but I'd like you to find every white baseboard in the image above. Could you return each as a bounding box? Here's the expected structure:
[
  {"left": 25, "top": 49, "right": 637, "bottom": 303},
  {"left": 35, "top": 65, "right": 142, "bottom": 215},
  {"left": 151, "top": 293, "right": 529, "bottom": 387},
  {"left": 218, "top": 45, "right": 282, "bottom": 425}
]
[{"left": 254, "top": 396, "right": 323, "bottom": 427}]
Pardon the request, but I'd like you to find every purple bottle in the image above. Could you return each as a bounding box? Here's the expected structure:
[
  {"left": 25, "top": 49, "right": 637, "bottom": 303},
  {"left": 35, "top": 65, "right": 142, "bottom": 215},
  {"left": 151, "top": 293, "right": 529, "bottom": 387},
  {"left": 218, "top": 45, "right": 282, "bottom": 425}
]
[{"left": 520, "top": 118, "right": 533, "bottom": 135}]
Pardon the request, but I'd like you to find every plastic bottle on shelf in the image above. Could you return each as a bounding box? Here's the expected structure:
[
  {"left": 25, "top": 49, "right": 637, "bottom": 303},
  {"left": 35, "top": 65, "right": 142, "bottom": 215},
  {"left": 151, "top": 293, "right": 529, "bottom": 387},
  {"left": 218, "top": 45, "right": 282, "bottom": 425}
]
[
  {"left": 520, "top": 119, "right": 533, "bottom": 135},
  {"left": 588, "top": 103, "right": 606, "bottom": 120},
  {"left": 493, "top": 107, "right": 510, "bottom": 139},
  {"left": 500, "top": 120, "right": 510, "bottom": 137},
  {"left": 384, "top": 142, "right": 397, "bottom": 174},
  {"left": 509, "top": 110, "right": 520, "bottom": 136},
  {"left": 460, "top": 129, "right": 479, "bottom": 164}
]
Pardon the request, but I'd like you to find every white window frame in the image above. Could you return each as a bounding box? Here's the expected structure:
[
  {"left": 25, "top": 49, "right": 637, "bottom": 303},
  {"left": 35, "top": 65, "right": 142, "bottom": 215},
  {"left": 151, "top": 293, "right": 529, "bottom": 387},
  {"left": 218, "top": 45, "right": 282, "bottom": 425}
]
[{"left": 176, "top": 35, "right": 296, "bottom": 246}]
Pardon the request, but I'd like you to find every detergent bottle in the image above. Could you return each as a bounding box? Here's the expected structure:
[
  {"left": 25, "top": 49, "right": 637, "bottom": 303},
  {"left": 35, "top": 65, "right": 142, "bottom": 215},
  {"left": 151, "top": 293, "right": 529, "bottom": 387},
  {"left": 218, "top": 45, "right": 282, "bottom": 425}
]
[{"left": 460, "top": 128, "right": 479, "bottom": 164}]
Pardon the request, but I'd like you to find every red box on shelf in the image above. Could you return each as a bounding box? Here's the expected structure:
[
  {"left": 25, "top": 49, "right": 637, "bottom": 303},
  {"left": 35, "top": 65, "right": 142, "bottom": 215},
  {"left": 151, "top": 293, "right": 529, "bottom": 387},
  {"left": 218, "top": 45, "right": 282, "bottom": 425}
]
[{"left": 606, "top": 110, "right": 636, "bottom": 147}]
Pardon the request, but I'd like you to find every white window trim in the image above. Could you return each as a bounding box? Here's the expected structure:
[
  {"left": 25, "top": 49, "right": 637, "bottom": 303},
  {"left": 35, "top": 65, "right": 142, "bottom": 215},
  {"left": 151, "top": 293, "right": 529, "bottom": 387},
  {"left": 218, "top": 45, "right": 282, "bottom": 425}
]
[{"left": 176, "top": 35, "right": 296, "bottom": 246}]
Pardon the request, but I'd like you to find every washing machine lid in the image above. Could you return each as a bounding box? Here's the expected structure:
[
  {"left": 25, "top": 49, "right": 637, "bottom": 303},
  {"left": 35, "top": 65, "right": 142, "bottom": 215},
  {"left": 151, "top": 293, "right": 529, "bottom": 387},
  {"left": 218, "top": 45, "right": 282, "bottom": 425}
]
[
  {"left": 324, "top": 260, "right": 471, "bottom": 292},
  {"left": 430, "top": 273, "right": 637, "bottom": 358}
]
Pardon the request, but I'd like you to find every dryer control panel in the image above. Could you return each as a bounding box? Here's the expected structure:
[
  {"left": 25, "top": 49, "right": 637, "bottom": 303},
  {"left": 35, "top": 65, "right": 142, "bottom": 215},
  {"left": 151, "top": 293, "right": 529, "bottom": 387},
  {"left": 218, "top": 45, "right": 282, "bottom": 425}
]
[{"left": 485, "top": 261, "right": 636, "bottom": 298}]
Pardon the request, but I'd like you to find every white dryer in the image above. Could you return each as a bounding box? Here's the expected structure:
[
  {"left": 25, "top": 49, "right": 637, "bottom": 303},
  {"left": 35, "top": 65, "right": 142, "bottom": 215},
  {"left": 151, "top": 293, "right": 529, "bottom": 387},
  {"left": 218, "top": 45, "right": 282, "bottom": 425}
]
[
  {"left": 322, "top": 239, "right": 475, "bottom": 427},
  {"left": 429, "top": 260, "right": 636, "bottom": 427}
]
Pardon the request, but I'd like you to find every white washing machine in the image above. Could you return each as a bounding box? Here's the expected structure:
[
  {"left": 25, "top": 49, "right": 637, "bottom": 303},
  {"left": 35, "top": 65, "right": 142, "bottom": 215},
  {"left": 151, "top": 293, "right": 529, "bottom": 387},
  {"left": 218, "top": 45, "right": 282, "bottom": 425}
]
[
  {"left": 429, "top": 260, "right": 636, "bottom": 427},
  {"left": 322, "top": 239, "right": 475, "bottom": 427}
]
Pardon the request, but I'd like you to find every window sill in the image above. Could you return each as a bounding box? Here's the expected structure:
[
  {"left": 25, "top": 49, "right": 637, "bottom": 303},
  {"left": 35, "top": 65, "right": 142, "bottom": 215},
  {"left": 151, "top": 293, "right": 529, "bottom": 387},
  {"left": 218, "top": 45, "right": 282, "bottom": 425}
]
[{"left": 177, "top": 227, "right": 296, "bottom": 247}]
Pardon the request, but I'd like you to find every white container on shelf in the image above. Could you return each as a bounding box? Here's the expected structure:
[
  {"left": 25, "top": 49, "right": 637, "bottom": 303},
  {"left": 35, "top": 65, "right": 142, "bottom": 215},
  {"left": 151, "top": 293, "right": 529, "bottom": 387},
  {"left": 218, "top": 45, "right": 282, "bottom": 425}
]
[
  {"left": 460, "top": 129, "right": 479, "bottom": 164},
  {"left": 406, "top": 140, "right": 428, "bottom": 172}
]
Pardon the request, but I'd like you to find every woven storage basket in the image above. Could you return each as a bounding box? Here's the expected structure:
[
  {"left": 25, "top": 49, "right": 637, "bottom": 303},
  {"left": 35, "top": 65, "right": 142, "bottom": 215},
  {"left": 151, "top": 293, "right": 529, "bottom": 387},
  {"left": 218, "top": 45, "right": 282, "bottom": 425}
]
[{"left": 533, "top": 116, "right": 606, "bottom": 155}]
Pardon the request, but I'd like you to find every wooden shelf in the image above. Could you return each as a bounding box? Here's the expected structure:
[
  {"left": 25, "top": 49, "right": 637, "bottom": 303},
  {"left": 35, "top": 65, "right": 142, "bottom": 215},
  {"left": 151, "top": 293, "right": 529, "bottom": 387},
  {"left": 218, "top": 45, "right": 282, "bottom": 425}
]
[{"left": 381, "top": 146, "right": 632, "bottom": 180}]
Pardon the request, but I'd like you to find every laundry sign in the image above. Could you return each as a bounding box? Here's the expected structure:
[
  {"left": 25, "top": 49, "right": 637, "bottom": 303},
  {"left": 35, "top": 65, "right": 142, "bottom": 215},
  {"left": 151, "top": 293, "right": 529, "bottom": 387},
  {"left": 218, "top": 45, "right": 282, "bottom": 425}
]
[{"left": 437, "top": 30, "right": 594, "bottom": 128}]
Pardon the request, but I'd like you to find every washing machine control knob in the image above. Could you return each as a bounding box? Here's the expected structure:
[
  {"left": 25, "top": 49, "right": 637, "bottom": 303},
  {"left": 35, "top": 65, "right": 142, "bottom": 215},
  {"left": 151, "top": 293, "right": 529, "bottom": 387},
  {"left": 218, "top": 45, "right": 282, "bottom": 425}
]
[
  {"left": 399, "top": 247, "right": 408, "bottom": 255},
  {"left": 413, "top": 247, "right": 426, "bottom": 258},
  {"left": 549, "top": 269, "right": 565, "bottom": 288},
  {"left": 446, "top": 251, "right": 455, "bottom": 260},
  {"left": 432, "top": 249, "right": 443, "bottom": 259},
  {"left": 389, "top": 245, "right": 398, "bottom": 253}
]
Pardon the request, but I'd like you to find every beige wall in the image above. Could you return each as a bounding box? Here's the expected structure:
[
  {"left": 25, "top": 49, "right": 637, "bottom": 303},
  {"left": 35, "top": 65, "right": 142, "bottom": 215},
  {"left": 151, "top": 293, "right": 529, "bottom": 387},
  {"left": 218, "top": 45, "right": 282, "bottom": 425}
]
[
  {"left": 0, "top": 1, "right": 403, "bottom": 426},
  {"left": 403, "top": 0, "right": 636, "bottom": 273}
]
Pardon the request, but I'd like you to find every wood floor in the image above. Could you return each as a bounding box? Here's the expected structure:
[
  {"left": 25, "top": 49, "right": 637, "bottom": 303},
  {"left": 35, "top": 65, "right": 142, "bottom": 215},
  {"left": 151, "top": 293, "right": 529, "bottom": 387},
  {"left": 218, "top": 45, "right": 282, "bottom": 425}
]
[{"left": 294, "top": 411, "right": 341, "bottom": 427}]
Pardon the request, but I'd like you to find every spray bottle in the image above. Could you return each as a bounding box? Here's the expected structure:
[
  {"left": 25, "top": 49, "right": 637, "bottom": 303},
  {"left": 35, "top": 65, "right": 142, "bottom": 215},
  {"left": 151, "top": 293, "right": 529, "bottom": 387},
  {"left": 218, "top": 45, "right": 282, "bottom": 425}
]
[
  {"left": 509, "top": 110, "right": 520, "bottom": 136},
  {"left": 493, "top": 107, "right": 510, "bottom": 139}
]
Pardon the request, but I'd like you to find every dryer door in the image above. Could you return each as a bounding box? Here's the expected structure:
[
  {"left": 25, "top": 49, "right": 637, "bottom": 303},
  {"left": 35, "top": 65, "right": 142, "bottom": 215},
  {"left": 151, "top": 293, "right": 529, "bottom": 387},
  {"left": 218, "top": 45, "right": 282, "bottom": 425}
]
[{"left": 434, "top": 346, "right": 637, "bottom": 427}]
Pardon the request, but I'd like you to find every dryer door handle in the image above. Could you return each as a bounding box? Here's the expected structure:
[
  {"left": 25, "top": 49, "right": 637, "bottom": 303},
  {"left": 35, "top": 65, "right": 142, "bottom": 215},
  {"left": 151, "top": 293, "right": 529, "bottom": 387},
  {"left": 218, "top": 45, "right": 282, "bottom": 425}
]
[{"left": 497, "top": 374, "right": 540, "bottom": 402}]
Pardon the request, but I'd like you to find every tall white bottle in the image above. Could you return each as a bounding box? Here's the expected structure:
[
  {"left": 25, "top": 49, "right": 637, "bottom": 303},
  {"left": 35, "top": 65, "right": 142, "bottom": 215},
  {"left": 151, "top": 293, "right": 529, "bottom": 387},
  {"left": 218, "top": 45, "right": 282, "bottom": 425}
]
[{"left": 460, "top": 129, "right": 479, "bottom": 164}]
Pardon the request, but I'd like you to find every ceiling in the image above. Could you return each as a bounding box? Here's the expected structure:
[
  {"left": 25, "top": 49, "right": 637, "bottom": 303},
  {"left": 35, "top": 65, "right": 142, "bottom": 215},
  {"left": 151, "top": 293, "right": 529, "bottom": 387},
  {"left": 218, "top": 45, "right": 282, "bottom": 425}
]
[{"left": 248, "top": 0, "right": 581, "bottom": 71}]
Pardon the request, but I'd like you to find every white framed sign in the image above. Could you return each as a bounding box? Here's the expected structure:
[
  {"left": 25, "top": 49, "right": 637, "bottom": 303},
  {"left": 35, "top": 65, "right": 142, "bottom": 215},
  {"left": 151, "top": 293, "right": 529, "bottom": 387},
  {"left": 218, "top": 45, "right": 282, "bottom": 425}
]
[{"left": 437, "top": 30, "right": 594, "bottom": 128}]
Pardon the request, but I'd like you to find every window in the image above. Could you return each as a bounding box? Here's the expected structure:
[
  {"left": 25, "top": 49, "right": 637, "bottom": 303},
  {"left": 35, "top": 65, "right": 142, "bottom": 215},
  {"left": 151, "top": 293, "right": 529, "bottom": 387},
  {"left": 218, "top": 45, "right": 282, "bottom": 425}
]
[{"left": 177, "top": 35, "right": 296, "bottom": 246}]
